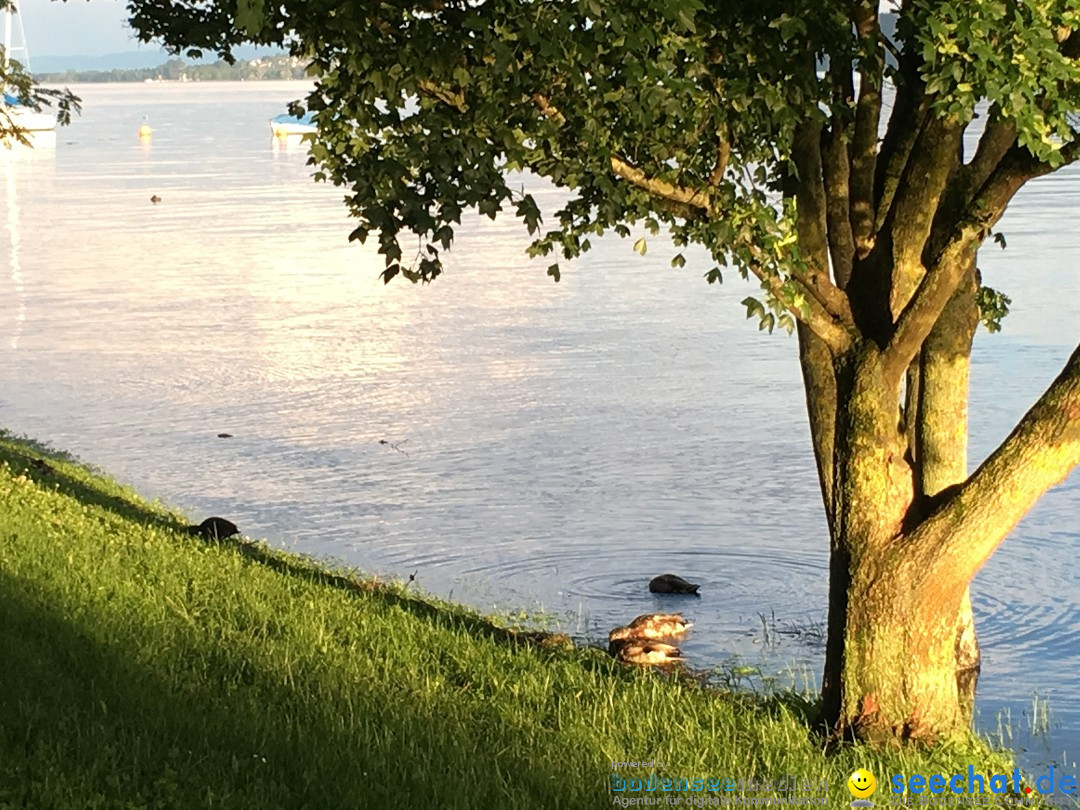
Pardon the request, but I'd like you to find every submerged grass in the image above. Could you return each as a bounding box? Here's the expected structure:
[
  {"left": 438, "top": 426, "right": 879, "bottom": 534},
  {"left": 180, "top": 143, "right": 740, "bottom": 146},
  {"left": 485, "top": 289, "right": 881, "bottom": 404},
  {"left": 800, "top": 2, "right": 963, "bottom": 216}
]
[{"left": 0, "top": 431, "right": 1037, "bottom": 808}]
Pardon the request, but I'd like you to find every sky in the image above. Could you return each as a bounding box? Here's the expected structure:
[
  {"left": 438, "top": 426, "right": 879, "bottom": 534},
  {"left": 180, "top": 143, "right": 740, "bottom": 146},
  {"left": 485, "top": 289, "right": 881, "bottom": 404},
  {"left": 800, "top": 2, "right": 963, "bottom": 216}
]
[
  {"left": 11, "top": 0, "right": 902, "bottom": 59},
  {"left": 15, "top": 0, "right": 151, "bottom": 57}
]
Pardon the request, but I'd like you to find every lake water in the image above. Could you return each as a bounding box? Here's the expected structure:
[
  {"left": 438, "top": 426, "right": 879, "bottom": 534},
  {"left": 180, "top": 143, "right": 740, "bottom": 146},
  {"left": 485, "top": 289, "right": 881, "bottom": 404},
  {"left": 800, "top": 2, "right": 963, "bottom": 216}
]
[{"left": 1, "top": 82, "right": 1077, "bottom": 769}]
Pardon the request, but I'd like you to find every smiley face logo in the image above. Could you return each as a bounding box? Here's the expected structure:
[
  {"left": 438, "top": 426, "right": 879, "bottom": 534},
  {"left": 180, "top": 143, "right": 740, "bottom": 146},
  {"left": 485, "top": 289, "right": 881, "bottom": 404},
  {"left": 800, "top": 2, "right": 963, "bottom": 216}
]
[{"left": 848, "top": 769, "right": 876, "bottom": 800}]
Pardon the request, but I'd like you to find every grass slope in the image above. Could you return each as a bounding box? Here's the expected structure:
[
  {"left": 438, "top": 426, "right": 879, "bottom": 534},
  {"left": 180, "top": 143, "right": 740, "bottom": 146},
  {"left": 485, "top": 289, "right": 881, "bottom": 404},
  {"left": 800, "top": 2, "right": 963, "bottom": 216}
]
[{"left": 0, "top": 432, "right": 1021, "bottom": 809}]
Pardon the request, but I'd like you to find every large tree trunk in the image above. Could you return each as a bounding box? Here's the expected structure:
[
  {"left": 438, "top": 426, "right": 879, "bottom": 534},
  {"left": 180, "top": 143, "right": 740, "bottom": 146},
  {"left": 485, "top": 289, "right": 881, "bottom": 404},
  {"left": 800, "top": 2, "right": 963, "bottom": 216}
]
[
  {"left": 820, "top": 341, "right": 974, "bottom": 741},
  {"left": 818, "top": 339, "right": 1080, "bottom": 741}
]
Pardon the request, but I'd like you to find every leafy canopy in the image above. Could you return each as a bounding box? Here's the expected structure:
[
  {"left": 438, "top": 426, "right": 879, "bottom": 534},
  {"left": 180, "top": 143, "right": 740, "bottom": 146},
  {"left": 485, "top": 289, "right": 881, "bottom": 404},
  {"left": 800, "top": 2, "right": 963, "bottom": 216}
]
[{"left": 128, "top": 0, "right": 1080, "bottom": 330}]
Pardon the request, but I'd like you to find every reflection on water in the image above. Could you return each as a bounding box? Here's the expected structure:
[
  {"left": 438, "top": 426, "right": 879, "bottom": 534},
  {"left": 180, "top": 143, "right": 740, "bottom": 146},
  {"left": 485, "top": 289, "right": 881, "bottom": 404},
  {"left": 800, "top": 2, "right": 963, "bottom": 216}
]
[
  {"left": 0, "top": 82, "right": 1078, "bottom": 766},
  {"left": 2, "top": 131, "right": 54, "bottom": 350},
  {"left": 5, "top": 164, "right": 24, "bottom": 350}
]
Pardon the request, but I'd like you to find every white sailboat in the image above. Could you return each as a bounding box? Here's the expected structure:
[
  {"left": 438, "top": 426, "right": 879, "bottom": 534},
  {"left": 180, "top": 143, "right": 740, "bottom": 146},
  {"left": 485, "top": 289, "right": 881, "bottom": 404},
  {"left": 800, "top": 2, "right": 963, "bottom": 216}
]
[{"left": 2, "top": 1, "right": 57, "bottom": 134}]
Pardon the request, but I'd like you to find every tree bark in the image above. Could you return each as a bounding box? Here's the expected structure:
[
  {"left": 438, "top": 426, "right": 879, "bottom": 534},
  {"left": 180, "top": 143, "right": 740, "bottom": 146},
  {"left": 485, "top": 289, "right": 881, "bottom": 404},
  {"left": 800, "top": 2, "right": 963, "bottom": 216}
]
[
  {"left": 916, "top": 256, "right": 981, "bottom": 713},
  {"left": 822, "top": 342, "right": 969, "bottom": 740},
  {"left": 823, "top": 336, "right": 1080, "bottom": 741}
]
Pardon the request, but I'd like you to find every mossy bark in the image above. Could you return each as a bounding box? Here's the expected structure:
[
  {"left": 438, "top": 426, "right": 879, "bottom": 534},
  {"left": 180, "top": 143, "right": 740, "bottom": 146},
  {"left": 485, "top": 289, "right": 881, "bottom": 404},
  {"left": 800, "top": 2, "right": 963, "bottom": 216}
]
[
  {"left": 916, "top": 258, "right": 982, "bottom": 696},
  {"left": 818, "top": 343, "right": 972, "bottom": 741},
  {"left": 813, "top": 337, "right": 1080, "bottom": 741}
]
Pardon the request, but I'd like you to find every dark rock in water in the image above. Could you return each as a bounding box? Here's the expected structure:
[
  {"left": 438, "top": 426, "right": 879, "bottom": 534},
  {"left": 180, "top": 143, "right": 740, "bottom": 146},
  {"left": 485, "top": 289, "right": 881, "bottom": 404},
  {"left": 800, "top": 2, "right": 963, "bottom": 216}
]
[
  {"left": 649, "top": 574, "right": 701, "bottom": 595},
  {"left": 188, "top": 516, "right": 240, "bottom": 540}
]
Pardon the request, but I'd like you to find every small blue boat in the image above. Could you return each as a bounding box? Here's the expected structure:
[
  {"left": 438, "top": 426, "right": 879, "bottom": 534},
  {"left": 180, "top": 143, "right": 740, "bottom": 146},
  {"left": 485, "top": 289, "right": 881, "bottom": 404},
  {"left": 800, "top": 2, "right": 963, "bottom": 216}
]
[{"left": 269, "top": 111, "right": 316, "bottom": 137}]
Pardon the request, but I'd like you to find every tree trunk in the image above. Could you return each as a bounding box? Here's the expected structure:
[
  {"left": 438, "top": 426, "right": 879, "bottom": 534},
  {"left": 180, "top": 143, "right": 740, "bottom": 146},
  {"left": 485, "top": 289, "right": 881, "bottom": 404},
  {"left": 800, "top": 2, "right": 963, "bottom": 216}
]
[
  {"left": 820, "top": 336, "right": 1080, "bottom": 741},
  {"left": 834, "top": 555, "right": 970, "bottom": 742},
  {"left": 916, "top": 258, "right": 981, "bottom": 710},
  {"left": 821, "top": 339, "right": 974, "bottom": 742}
]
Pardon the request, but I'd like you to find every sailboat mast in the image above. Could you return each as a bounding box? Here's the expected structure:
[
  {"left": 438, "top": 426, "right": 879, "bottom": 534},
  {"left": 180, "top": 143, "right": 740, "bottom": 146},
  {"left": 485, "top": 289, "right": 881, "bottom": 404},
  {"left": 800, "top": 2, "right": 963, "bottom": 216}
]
[{"left": 3, "top": 4, "right": 13, "bottom": 71}]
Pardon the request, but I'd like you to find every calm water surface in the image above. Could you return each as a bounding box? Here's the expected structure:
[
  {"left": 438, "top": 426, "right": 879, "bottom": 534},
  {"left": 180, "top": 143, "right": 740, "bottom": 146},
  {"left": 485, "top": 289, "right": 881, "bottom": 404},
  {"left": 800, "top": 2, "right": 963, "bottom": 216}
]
[{"left": 1, "top": 82, "right": 1078, "bottom": 768}]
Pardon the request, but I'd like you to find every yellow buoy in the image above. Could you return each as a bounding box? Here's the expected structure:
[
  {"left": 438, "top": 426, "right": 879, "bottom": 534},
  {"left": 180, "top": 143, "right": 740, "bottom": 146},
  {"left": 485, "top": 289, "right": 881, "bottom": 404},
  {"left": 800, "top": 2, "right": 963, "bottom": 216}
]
[{"left": 138, "top": 120, "right": 152, "bottom": 138}]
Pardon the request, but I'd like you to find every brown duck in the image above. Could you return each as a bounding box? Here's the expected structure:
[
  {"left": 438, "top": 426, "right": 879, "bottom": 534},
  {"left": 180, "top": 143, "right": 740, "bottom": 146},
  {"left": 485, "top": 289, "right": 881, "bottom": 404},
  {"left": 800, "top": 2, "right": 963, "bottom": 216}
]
[
  {"left": 609, "top": 638, "right": 684, "bottom": 667},
  {"left": 648, "top": 574, "right": 700, "bottom": 595},
  {"left": 609, "top": 613, "right": 691, "bottom": 642}
]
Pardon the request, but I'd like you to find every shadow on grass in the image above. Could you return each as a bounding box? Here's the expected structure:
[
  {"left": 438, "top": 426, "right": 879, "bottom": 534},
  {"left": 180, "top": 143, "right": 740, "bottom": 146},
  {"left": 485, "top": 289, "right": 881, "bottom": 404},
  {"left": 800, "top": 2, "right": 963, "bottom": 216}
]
[{"left": 0, "top": 567, "right": 597, "bottom": 808}]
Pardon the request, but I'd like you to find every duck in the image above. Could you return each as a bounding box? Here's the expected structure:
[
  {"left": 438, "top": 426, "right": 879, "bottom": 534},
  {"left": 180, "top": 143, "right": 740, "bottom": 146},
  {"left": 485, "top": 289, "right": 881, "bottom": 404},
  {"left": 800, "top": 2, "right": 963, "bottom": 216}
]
[
  {"left": 648, "top": 574, "right": 700, "bottom": 595},
  {"left": 150, "top": 195, "right": 161, "bottom": 204},
  {"left": 609, "top": 638, "right": 684, "bottom": 667},
  {"left": 187, "top": 516, "right": 239, "bottom": 540},
  {"left": 609, "top": 613, "right": 691, "bottom": 642}
]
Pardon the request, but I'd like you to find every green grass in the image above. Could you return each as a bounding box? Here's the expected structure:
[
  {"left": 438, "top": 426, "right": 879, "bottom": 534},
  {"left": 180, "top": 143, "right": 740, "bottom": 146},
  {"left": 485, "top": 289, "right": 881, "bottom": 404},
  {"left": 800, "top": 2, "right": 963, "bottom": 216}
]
[{"left": 0, "top": 430, "right": 1042, "bottom": 808}]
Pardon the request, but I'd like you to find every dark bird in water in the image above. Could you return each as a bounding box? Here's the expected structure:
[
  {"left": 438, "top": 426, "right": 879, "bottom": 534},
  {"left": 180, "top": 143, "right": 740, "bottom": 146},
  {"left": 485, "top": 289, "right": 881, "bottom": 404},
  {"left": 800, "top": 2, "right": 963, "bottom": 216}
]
[
  {"left": 187, "top": 516, "right": 239, "bottom": 540},
  {"left": 609, "top": 638, "right": 684, "bottom": 667},
  {"left": 216, "top": 433, "right": 233, "bottom": 438},
  {"left": 648, "top": 574, "right": 701, "bottom": 595},
  {"left": 609, "top": 613, "right": 691, "bottom": 642},
  {"left": 150, "top": 195, "right": 161, "bottom": 204}
]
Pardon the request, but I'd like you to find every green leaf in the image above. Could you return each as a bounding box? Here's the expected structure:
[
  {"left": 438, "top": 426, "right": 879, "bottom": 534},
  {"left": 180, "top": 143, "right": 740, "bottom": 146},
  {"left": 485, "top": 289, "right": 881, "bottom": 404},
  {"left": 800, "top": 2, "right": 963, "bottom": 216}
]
[
  {"left": 976, "top": 284, "right": 1011, "bottom": 333},
  {"left": 670, "top": 253, "right": 686, "bottom": 269},
  {"left": 235, "top": 0, "right": 266, "bottom": 35},
  {"left": 547, "top": 263, "right": 561, "bottom": 282},
  {"left": 741, "top": 296, "right": 766, "bottom": 321},
  {"left": 633, "top": 237, "right": 647, "bottom": 256}
]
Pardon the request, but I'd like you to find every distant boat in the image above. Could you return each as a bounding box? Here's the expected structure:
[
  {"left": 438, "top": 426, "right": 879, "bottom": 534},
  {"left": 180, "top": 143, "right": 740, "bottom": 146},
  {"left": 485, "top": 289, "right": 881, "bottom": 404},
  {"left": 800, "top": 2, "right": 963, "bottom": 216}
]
[
  {"left": 2, "top": 2, "right": 56, "bottom": 134},
  {"left": 269, "top": 111, "right": 316, "bottom": 137}
]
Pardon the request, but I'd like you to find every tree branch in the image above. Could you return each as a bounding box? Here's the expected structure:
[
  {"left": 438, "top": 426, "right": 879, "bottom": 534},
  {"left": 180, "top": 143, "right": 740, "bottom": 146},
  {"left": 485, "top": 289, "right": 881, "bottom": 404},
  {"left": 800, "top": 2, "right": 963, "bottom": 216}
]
[
  {"left": 962, "top": 113, "right": 1017, "bottom": 202},
  {"left": 608, "top": 158, "right": 714, "bottom": 212},
  {"left": 882, "top": 144, "right": 1071, "bottom": 381},
  {"left": 882, "top": 115, "right": 964, "bottom": 280},
  {"left": 822, "top": 66, "right": 856, "bottom": 287},
  {"left": 745, "top": 251, "right": 854, "bottom": 355},
  {"left": 913, "top": 342, "right": 1080, "bottom": 584},
  {"left": 849, "top": 1, "right": 884, "bottom": 257},
  {"left": 709, "top": 126, "right": 731, "bottom": 187},
  {"left": 531, "top": 92, "right": 715, "bottom": 213},
  {"left": 873, "top": 24, "right": 928, "bottom": 233},
  {"left": 791, "top": 118, "right": 856, "bottom": 327}
]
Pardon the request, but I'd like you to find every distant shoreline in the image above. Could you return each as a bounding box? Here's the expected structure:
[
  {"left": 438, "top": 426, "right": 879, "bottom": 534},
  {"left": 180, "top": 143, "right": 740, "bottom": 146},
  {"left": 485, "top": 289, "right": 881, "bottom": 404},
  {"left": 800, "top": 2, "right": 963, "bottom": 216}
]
[{"left": 34, "top": 54, "right": 310, "bottom": 84}]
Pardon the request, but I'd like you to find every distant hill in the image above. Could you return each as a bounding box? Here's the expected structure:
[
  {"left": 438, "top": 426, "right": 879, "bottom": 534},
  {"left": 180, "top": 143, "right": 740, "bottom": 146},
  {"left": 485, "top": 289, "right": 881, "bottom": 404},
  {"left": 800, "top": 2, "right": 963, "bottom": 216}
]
[{"left": 31, "top": 44, "right": 284, "bottom": 74}]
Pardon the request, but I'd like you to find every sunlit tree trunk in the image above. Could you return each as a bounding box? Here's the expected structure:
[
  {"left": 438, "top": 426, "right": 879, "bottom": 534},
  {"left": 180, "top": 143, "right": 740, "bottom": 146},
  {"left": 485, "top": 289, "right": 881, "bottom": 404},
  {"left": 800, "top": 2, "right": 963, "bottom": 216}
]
[
  {"left": 915, "top": 258, "right": 982, "bottom": 713},
  {"left": 807, "top": 332, "right": 1080, "bottom": 740}
]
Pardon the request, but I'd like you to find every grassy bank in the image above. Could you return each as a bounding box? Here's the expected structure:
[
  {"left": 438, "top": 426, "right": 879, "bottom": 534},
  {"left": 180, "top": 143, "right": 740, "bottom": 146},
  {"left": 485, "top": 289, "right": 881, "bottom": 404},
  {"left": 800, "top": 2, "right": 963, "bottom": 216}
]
[{"left": 0, "top": 431, "right": 1021, "bottom": 808}]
